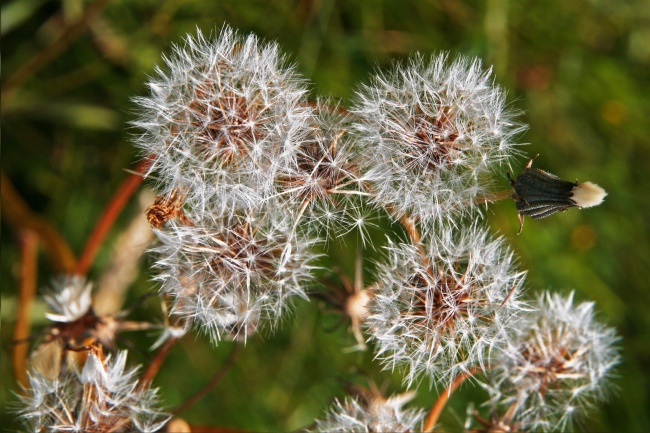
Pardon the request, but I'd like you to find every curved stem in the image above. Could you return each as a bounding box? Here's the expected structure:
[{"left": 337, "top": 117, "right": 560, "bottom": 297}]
[
  {"left": 1, "top": 0, "right": 112, "bottom": 109},
  {"left": 172, "top": 343, "right": 240, "bottom": 415},
  {"left": 75, "top": 158, "right": 152, "bottom": 275},
  {"left": 1, "top": 172, "right": 77, "bottom": 273},
  {"left": 138, "top": 336, "right": 177, "bottom": 390},
  {"left": 13, "top": 230, "right": 39, "bottom": 387},
  {"left": 423, "top": 368, "right": 479, "bottom": 433},
  {"left": 472, "top": 188, "right": 513, "bottom": 205}
]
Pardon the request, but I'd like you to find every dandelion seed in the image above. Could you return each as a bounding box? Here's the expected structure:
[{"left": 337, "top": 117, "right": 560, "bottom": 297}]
[
  {"left": 366, "top": 225, "right": 526, "bottom": 387},
  {"left": 151, "top": 210, "right": 319, "bottom": 343},
  {"left": 132, "top": 25, "right": 313, "bottom": 213},
  {"left": 352, "top": 53, "right": 525, "bottom": 226},
  {"left": 312, "top": 388, "right": 425, "bottom": 433},
  {"left": 483, "top": 291, "right": 620, "bottom": 431},
  {"left": 39, "top": 276, "right": 157, "bottom": 352},
  {"left": 18, "top": 345, "right": 170, "bottom": 433}
]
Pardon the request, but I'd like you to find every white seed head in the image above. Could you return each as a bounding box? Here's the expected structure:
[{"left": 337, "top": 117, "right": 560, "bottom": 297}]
[
  {"left": 571, "top": 181, "right": 607, "bottom": 208},
  {"left": 132, "top": 25, "right": 313, "bottom": 212},
  {"left": 312, "top": 391, "right": 425, "bottom": 433},
  {"left": 352, "top": 53, "right": 525, "bottom": 225},
  {"left": 366, "top": 225, "right": 527, "bottom": 387},
  {"left": 43, "top": 276, "right": 93, "bottom": 323},
  {"left": 484, "top": 291, "right": 620, "bottom": 431},
  {"left": 18, "top": 348, "right": 170, "bottom": 433},
  {"left": 272, "top": 100, "right": 363, "bottom": 233},
  {"left": 151, "top": 209, "right": 319, "bottom": 343}
]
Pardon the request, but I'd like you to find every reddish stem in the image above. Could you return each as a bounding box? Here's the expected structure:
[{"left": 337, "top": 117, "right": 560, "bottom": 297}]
[
  {"left": 172, "top": 344, "right": 240, "bottom": 415},
  {"left": 75, "top": 158, "right": 152, "bottom": 275},
  {"left": 423, "top": 369, "right": 479, "bottom": 432},
  {"left": 13, "top": 230, "right": 39, "bottom": 387},
  {"left": 1, "top": 172, "right": 76, "bottom": 273},
  {"left": 138, "top": 336, "right": 177, "bottom": 390},
  {"left": 1, "top": 0, "right": 112, "bottom": 108}
]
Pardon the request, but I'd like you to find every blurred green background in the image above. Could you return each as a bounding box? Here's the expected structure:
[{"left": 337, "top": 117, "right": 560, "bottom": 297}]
[{"left": 2, "top": 0, "right": 650, "bottom": 431}]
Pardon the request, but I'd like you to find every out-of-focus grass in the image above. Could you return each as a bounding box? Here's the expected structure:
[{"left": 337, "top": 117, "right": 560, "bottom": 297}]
[{"left": 3, "top": 1, "right": 649, "bottom": 431}]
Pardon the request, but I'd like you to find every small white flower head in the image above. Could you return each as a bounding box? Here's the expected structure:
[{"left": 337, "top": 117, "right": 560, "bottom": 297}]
[
  {"left": 312, "top": 390, "right": 425, "bottom": 433},
  {"left": 43, "top": 276, "right": 93, "bottom": 323},
  {"left": 366, "top": 225, "right": 526, "bottom": 387},
  {"left": 132, "top": 25, "right": 313, "bottom": 212},
  {"left": 352, "top": 53, "right": 525, "bottom": 225},
  {"left": 484, "top": 291, "right": 620, "bottom": 432},
  {"left": 18, "top": 346, "right": 170, "bottom": 433},
  {"left": 151, "top": 209, "right": 319, "bottom": 343},
  {"left": 273, "top": 100, "right": 363, "bottom": 233}
]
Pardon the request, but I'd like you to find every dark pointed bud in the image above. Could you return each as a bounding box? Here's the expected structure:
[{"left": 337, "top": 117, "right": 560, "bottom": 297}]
[{"left": 508, "top": 155, "right": 606, "bottom": 234}]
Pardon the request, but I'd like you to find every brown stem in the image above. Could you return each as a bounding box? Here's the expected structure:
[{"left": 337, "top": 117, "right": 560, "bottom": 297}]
[
  {"left": 75, "top": 158, "right": 152, "bottom": 275},
  {"left": 13, "top": 230, "right": 39, "bottom": 387},
  {"left": 172, "top": 344, "right": 240, "bottom": 415},
  {"left": 1, "top": 0, "right": 113, "bottom": 109},
  {"left": 1, "top": 172, "right": 76, "bottom": 273},
  {"left": 423, "top": 368, "right": 479, "bottom": 433},
  {"left": 138, "top": 336, "right": 177, "bottom": 390},
  {"left": 472, "top": 188, "right": 514, "bottom": 205}
]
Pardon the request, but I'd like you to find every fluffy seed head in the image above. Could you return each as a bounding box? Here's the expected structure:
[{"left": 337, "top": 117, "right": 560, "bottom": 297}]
[
  {"left": 18, "top": 346, "right": 169, "bottom": 433},
  {"left": 352, "top": 53, "right": 525, "bottom": 225},
  {"left": 312, "top": 390, "right": 425, "bottom": 433},
  {"left": 151, "top": 210, "right": 318, "bottom": 343},
  {"left": 366, "top": 226, "right": 526, "bottom": 387},
  {"left": 484, "top": 291, "right": 620, "bottom": 431},
  {"left": 132, "top": 25, "right": 313, "bottom": 212},
  {"left": 44, "top": 276, "right": 93, "bottom": 323},
  {"left": 273, "top": 101, "right": 362, "bottom": 232}
]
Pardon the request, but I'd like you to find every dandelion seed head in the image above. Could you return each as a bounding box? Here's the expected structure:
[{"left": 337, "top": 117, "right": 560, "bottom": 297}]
[
  {"left": 132, "top": 25, "right": 313, "bottom": 212},
  {"left": 352, "top": 53, "right": 525, "bottom": 225},
  {"left": 312, "top": 390, "right": 425, "bottom": 433},
  {"left": 151, "top": 210, "right": 319, "bottom": 343},
  {"left": 18, "top": 347, "right": 169, "bottom": 433},
  {"left": 366, "top": 225, "right": 526, "bottom": 387},
  {"left": 43, "top": 276, "right": 93, "bottom": 323},
  {"left": 485, "top": 291, "right": 620, "bottom": 431}
]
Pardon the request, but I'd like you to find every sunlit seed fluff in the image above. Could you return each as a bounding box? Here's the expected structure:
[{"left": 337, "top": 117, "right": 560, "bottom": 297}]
[
  {"left": 272, "top": 100, "right": 364, "bottom": 233},
  {"left": 352, "top": 53, "right": 526, "bottom": 225},
  {"left": 18, "top": 348, "right": 170, "bottom": 433},
  {"left": 366, "top": 226, "right": 527, "bottom": 387},
  {"left": 484, "top": 291, "right": 620, "bottom": 432},
  {"left": 151, "top": 209, "right": 319, "bottom": 343},
  {"left": 312, "top": 391, "right": 425, "bottom": 433},
  {"left": 132, "top": 25, "right": 313, "bottom": 213},
  {"left": 43, "top": 276, "right": 93, "bottom": 323}
]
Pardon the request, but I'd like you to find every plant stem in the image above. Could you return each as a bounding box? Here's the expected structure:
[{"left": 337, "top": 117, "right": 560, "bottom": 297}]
[
  {"left": 1, "top": 172, "right": 77, "bottom": 273},
  {"left": 75, "top": 158, "right": 152, "bottom": 275},
  {"left": 472, "top": 188, "right": 513, "bottom": 205},
  {"left": 13, "top": 230, "right": 39, "bottom": 387},
  {"left": 1, "top": 0, "right": 112, "bottom": 109},
  {"left": 172, "top": 343, "right": 240, "bottom": 415},
  {"left": 138, "top": 336, "right": 177, "bottom": 390},
  {"left": 423, "top": 369, "right": 479, "bottom": 432}
]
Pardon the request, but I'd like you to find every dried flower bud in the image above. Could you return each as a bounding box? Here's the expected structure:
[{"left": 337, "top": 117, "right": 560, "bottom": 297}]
[{"left": 509, "top": 155, "right": 607, "bottom": 233}]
